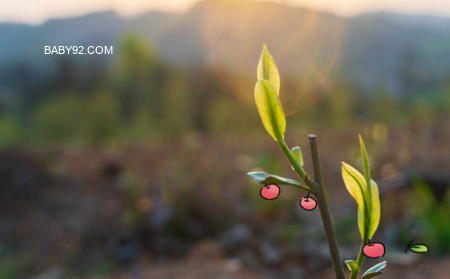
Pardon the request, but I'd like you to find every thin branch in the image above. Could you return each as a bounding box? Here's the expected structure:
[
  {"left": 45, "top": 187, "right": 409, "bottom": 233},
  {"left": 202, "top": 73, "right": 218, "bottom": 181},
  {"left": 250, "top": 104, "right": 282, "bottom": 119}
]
[{"left": 309, "top": 134, "right": 346, "bottom": 279}]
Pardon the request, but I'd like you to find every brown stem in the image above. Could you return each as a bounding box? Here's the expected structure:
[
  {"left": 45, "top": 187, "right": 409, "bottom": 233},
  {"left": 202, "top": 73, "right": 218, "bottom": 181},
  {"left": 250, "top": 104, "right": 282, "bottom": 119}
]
[{"left": 309, "top": 134, "right": 345, "bottom": 279}]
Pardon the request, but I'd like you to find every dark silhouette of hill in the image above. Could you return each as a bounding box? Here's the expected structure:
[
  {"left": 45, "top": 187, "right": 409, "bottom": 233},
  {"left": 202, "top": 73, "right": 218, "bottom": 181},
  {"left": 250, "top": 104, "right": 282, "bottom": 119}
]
[{"left": 1, "top": 0, "right": 450, "bottom": 99}]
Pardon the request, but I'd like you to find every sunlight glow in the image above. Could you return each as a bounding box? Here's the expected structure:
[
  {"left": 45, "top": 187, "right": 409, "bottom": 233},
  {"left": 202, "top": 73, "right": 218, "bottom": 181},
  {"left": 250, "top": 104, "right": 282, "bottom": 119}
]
[
  {"left": 0, "top": 0, "right": 198, "bottom": 24},
  {"left": 1, "top": 0, "right": 450, "bottom": 24}
]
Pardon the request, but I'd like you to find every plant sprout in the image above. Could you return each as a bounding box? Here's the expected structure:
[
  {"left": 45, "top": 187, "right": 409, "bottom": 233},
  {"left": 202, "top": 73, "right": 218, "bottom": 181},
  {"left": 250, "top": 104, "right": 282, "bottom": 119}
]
[{"left": 247, "top": 45, "right": 386, "bottom": 279}]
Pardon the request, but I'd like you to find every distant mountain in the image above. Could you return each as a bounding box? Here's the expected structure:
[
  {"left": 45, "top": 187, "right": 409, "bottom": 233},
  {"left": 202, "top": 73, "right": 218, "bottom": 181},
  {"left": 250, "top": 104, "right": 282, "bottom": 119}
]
[
  {"left": 1, "top": 0, "right": 450, "bottom": 98},
  {"left": 343, "top": 12, "right": 450, "bottom": 96}
]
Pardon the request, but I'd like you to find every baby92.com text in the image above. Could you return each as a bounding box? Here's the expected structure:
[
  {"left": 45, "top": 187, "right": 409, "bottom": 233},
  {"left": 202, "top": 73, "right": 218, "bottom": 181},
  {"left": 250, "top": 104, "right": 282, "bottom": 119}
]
[{"left": 45, "top": 46, "right": 113, "bottom": 55}]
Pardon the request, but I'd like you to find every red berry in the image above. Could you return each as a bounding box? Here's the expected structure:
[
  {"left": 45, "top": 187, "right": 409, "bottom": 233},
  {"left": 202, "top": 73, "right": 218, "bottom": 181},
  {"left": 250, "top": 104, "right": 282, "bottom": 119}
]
[
  {"left": 363, "top": 242, "right": 385, "bottom": 259},
  {"left": 299, "top": 196, "right": 317, "bottom": 211},
  {"left": 260, "top": 184, "right": 280, "bottom": 200}
]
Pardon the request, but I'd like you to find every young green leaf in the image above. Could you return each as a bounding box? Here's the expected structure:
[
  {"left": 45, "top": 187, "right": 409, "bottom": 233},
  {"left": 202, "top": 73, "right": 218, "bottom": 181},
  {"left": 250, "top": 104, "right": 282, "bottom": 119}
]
[
  {"left": 360, "top": 272, "right": 383, "bottom": 279},
  {"left": 345, "top": 259, "right": 358, "bottom": 273},
  {"left": 257, "top": 45, "right": 280, "bottom": 94},
  {"left": 359, "top": 136, "right": 373, "bottom": 211},
  {"left": 254, "top": 79, "right": 286, "bottom": 141},
  {"left": 409, "top": 244, "right": 429, "bottom": 253},
  {"left": 341, "top": 163, "right": 380, "bottom": 239},
  {"left": 247, "top": 171, "right": 311, "bottom": 192},
  {"left": 362, "top": 261, "right": 387, "bottom": 279},
  {"left": 290, "top": 146, "right": 304, "bottom": 167},
  {"left": 341, "top": 162, "right": 367, "bottom": 238},
  {"left": 368, "top": 179, "right": 380, "bottom": 239}
]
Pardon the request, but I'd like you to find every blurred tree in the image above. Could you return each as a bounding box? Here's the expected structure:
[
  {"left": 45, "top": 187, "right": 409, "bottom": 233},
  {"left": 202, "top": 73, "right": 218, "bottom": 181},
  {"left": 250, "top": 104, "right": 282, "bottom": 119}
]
[
  {"left": 437, "top": 78, "right": 450, "bottom": 115},
  {"left": 120, "top": 106, "right": 157, "bottom": 142},
  {"left": 84, "top": 90, "right": 121, "bottom": 141},
  {"left": 35, "top": 93, "right": 85, "bottom": 142},
  {"left": 113, "top": 34, "right": 164, "bottom": 119},
  {"left": 0, "top": 116, "right": 25, "bottom": 149},
  {"left": 160, "top": 74, "right": 193, "bottom": 137},
  {"left": 187, "top": 69, "right": 226, "bottom": 133},
  {"left": 55, "top": 58, "right": 78, "bottom": 91}
]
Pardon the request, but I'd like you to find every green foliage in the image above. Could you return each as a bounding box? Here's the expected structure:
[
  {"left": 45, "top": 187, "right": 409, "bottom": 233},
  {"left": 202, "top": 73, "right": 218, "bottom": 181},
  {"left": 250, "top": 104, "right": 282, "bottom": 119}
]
[
  {"left": 0, "top": 249, "right": 16, "bottom": 279},
  {"left": 113, "top": 35, "right": 163, "bottom": 118},
  {"left": 120, "top": 171, "right": 148, "bottom": 229},
  {"left": 247, "top": 171, "right": 310, "bottom": 192},
  {"left": 361, "top": 261, "right": 387, "bottom": 279},
  {"left": 35, "top": 91, "right": 121, "bottom": 143},
  {"left": 254, "top": 80, "right": 286, "bottom": 141},
  {"left": 35, "top": 93, "right": 86, "bottom": 142},
  {"left": 411, "top": 180, "right": 450, "bottom": 255},
  {"left": 1, "top": 32, "right": 446, "bottom": 149},
  {"left": 409, "top": 245, "right": 429, "bottom": 253},
  {"left": 342, "top": 137, "right": 383, "bottom": 279},
  {"left": 119, "top": 106, "right": 158, "bottom": 141},
  {"left": 345, "top": 260, "right": 358, "bottom": 273},
  {"left": 341, "top": 162, "right": 380, "bottom": 240},
  {"left": 249, "top": 46, "right": 387, "bottom": 279},
  {"left": 0, "top": 117, "right": 25, "bottom": 149},
  {"left": 254, "top": 47, "right": 286, "bottom": 141},
  {"left": 84, "top": 91, "right": 121, "bottom": 141},
  {"left": 341, "top": 137, "right": 380, "bottom": 240},
  {"left": 290, "top": 146, "right": 303, "bottom": 167},
  {"left": 160, "top": 77, "right": 192, "bottom": 137},
  {"left": 257, "top": 45, "right": 280, "bottom": 95},
  {"left": 91, "top": 260, "right": 114, "bottom": 277}
]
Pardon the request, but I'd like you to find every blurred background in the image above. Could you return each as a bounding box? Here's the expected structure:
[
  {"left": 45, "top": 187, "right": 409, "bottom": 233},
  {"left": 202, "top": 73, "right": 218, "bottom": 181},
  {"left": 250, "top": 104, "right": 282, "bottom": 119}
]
[{"left": 1, "top": 0, "right": 450, "bottom": 278}]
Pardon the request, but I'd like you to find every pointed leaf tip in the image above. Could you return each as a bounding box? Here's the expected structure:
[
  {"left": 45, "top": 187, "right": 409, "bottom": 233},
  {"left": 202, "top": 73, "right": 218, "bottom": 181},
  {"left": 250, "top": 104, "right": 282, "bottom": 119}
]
[
  {"left": 409, "top": 244, "right": 429, "bottom": 253},
  {"left": 362, "top": 261, "right": 387, "bottom": 278},
  {"left": 361, "top": 272, "right": 383, "bottom": 279},
  {"left": 257, "top": 45, "right": 280, "bottom": 95}
]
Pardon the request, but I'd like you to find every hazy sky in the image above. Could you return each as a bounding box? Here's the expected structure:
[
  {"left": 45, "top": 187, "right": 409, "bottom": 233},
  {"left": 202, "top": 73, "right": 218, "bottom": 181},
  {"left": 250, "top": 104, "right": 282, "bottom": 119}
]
[{"left": 1, "top": 0, "right": 450, "bottom": 24}]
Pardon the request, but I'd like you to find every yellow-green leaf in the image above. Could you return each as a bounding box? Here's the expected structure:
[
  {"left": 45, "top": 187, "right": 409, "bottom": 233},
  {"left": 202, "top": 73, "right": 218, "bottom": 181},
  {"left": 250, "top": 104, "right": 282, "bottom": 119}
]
[
  {"left": 345, "top": 260, "right": 358, "bottom": 273},
  {"left": 291, "top": 146, "right": 303, "bottom": 167},
  {"left": 342, "top": 162, "right": 380, "bottom": 239},
  {"left": 368, "top": 180, "right": 380, "bottom": 239},
  {"left": 254, "top": 79, "right": 286, "bottom": 141},
  {"left": 257, "top": 45, "right": 280, "bottom": 95},
  {"left": 360, "top": 136, "right": 373, "bottom": 213},
  {"left": 342, "top": 162, "right": 368, "bottom": 239},
  {"left": 409, "top": 244, "right": 429, "bottom": 253},
  {"left": 342, "top": 163, "right": 366, "bottom": 207}
]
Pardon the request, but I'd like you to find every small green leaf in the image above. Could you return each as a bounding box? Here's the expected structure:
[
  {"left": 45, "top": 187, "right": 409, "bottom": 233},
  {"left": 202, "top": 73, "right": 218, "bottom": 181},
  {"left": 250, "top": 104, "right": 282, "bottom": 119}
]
[
  {"left": 291, "top": 146, "right": 303, "bottom": 167},
  {"left": 247, "top": 171, "right": 310, "bottom": 192},
  {"left": 254, "top": 79, "right": 286, "bottom": 141},
  {"left": 345, "top": 260, "right": 358, "bottom": 273},
  {"left": 257, "top": 45, "right": 280, "bottom": 94},
  {"left": 409, "top": 244, "right": 429, "bottom": 253},
  {"left": 361, "top": 272, "right": 382, "bottom": 279},
  {"left": 362, "top": 261, "right": 387, "bottom": 278},
  {"left": 359, "top": 136, "right": 373, "bottom": 212}
]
